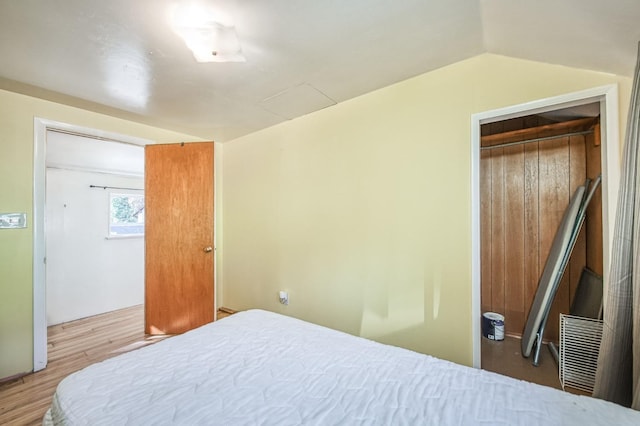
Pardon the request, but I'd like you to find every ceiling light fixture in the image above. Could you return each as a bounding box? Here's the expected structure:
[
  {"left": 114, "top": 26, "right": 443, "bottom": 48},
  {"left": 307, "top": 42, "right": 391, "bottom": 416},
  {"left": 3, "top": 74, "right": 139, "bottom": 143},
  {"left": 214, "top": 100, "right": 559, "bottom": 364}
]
[{"left": 169, "top": 2, "right": 245, "bottom": 63}]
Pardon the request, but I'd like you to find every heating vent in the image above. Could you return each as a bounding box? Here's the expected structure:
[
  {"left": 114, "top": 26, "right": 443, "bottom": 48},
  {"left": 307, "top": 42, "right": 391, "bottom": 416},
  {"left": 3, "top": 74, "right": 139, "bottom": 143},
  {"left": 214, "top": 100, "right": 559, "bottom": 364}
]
[{"left": 559, "top": 314, "right": 603, "bottom": 393}]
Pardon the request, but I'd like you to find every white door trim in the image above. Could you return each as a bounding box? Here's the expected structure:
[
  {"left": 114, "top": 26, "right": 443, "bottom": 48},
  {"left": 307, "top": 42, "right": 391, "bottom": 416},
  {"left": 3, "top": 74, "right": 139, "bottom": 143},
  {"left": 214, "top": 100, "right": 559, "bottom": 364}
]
[
  {"left": 470, "top": 85, "right": 621, "bottom": 368},
  {"left": 32, "top": 118, "right": 151, "bottom": 372}
]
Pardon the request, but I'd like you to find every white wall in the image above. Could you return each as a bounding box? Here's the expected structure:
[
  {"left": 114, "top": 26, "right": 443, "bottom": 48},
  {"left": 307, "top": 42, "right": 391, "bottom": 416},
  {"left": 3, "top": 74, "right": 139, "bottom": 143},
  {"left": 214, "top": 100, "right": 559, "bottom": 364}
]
[
  {"left": 45, "top": 168, "right": 144, "bottom": 325},
  {"left": 44, "top": 131, "right": 146, "bottom": 326},
  {"left": 46, "top": 131, "right": 144, "bottom": 176}
]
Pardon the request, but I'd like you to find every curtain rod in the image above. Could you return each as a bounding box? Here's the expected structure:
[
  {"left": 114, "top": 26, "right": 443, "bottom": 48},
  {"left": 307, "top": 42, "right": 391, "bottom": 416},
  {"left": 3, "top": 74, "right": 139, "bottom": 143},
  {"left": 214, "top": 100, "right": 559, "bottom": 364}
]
[
  {"left": 89, "top": 185, "right": 144, "bottom": 191},
  {"left": 480, "top": 130, "right": 594, "bottom": 151}
]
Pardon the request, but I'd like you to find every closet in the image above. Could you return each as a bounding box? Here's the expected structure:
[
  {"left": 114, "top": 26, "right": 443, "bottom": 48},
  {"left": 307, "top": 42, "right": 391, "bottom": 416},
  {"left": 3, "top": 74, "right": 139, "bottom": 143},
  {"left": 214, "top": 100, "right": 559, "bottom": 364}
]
[{"left": 480, "top": 112, "right": 603, "bottom": 344}]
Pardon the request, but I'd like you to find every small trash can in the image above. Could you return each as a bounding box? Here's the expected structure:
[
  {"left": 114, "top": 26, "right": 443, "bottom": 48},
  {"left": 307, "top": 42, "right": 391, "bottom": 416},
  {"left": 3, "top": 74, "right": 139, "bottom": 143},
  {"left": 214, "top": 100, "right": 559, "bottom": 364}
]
[{"left": 482, "top": 312, "right": 505, "bottom": 341}]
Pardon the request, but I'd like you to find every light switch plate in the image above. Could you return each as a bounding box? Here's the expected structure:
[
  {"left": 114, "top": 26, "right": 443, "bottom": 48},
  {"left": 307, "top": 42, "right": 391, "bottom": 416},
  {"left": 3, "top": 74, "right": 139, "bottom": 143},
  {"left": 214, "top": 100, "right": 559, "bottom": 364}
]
[{"left": 0, "top": 213, "right": 27, "bottom": 229}]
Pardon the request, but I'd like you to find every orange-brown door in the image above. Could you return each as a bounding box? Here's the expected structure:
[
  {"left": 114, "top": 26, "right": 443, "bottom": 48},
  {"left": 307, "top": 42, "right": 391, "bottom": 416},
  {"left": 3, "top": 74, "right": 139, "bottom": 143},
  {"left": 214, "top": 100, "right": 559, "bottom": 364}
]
[{"left": 144, "top": 142, "right": 214, "bottom": 335}]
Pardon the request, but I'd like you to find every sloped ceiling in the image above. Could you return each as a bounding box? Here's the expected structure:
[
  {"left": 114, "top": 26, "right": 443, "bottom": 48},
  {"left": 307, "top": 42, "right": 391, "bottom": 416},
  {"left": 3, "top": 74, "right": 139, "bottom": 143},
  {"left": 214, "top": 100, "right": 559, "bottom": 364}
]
[{"left": 0, "top": 0, "right": 639, "bottom": 142}]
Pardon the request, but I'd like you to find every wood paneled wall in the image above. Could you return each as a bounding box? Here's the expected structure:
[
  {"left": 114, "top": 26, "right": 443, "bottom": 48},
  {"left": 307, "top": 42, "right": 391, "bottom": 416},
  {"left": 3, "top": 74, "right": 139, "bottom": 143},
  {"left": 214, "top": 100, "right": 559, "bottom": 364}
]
[
  {"left": 481, "top": 115, "right": 557, "bottom": 138},
  {"left": 585, "top": 124, "right": 603, "bottom": 277},
  {"left": 480, "top": 120, "right": 601, "bottom": 343}
]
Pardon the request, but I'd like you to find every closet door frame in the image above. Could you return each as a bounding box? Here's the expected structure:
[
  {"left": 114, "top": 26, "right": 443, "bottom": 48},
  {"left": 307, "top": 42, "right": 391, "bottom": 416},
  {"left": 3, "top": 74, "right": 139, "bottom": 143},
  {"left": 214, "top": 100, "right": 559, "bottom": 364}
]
[{"left": 470, "top": 85, "right": 621, "bottom": 368}]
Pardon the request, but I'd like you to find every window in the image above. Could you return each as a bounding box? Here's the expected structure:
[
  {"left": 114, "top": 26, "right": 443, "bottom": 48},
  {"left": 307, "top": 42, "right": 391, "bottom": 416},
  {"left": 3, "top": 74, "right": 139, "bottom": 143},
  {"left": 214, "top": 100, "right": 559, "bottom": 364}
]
[{"left": 109, "top": 193, "right": 145, "bottom": 237}]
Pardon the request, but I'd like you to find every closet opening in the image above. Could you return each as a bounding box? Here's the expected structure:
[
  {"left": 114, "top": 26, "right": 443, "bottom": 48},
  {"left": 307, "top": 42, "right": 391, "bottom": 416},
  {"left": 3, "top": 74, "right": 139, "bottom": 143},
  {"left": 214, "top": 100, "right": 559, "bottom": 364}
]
[{"left": 479, "top": 103, "right": 604, "bottom": 389}]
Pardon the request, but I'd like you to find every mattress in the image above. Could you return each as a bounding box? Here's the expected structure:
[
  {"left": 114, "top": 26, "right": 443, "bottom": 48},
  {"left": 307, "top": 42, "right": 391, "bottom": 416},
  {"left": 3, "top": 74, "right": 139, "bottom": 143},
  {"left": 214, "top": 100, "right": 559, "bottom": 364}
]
[{"left": 44, "top": 309, "right": 640, "bottom": 425}]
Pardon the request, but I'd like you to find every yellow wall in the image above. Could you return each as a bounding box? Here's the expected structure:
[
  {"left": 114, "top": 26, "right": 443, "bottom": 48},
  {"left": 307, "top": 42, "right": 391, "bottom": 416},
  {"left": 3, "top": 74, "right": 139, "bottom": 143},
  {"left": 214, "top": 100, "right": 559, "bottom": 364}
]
[
  {"left": 0, "top": 88, "right": 204, "bottom": 379},
  {"left": 1, "top": 53, "right": 632, "bottom": 379},
  {"left": 221, "top": 54, "right": 631, "bottom": 366}
]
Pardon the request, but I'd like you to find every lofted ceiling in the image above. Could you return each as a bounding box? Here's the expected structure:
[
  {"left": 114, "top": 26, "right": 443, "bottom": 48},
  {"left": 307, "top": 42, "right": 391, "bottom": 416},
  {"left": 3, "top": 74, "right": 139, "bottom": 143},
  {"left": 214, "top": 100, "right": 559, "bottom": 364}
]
[{"left": 1, "top": 0, "right": 639, "bottom": 142}]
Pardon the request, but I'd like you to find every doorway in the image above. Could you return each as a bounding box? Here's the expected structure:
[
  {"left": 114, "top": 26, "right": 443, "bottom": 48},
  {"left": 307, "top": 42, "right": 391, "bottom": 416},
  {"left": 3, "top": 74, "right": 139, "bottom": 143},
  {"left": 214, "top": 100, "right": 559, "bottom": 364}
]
[
  {"left": 470, "top": 85, "right": 621, "bottom": 371},
  {"left": 45, "top": 131, "right": 145, "bottom": 326},
  {"left": 479, "top": 106, "right": 604, "bottom": 386},
  {"left": 33, "top": 118, "right": 151, "bottom": 371}
]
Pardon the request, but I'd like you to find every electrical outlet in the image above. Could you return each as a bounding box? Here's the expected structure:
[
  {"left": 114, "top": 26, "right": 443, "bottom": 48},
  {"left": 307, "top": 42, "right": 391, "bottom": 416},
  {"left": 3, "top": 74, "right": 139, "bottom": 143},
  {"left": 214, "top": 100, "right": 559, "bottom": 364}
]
[{"left": 279, "top": 291, "right": 289, "bottom": 305}]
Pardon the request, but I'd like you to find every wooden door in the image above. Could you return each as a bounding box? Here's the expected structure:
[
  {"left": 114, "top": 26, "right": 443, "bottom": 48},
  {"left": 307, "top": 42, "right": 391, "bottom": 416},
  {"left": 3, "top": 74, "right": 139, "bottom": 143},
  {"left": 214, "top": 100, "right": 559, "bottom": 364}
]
[{"left": 145, "top": 142, "right": 214, "bottom": 335}]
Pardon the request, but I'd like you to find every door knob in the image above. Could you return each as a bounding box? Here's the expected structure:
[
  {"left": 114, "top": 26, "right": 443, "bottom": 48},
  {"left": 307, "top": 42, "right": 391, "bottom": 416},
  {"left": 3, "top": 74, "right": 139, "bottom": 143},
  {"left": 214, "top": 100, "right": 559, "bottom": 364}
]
[{"left": 203, "top": 246, "right": 213, "bottom": 253}]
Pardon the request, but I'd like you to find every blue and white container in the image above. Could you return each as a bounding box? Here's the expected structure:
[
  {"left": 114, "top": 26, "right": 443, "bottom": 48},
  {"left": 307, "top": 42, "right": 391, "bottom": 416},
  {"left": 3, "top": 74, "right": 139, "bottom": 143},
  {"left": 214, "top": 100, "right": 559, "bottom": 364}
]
[{"left": 482, "top": 312, "right": 505, "bottom": 341}]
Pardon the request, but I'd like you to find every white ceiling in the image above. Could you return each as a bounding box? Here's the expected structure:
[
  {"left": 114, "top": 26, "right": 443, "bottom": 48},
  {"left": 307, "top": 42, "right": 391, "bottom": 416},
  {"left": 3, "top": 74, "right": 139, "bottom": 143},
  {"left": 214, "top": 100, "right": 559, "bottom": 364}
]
[{"left": 1, "top": 0, "right": 639, "bottom": 142}]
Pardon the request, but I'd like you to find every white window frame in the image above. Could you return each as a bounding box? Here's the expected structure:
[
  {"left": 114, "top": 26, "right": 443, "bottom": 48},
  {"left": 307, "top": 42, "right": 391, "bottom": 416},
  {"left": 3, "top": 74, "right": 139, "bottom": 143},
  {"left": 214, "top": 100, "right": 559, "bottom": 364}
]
[{"left": 107, "top": 191, "right": 145, "bottom": 239}]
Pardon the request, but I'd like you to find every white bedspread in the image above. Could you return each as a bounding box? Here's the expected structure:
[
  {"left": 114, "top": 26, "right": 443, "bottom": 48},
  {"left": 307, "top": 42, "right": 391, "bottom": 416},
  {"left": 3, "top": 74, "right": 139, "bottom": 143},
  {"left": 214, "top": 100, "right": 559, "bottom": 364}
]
[{"left": 45, "top": 309, "right": 640, "bottom": 425}]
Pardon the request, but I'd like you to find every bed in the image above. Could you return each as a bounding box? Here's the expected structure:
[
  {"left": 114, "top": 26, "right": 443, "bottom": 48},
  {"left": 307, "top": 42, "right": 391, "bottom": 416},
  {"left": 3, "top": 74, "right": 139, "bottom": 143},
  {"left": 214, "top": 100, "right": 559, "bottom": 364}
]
[{"left": 44, "top": 309, "right": 640, "bottom": 425}]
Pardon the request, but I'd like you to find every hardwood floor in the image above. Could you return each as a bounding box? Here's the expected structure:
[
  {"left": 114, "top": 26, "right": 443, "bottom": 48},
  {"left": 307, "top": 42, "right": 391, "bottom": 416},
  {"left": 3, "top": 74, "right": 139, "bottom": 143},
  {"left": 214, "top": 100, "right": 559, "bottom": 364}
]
[
  {"left": 0, "top": 306, "right": 234, "bottom": 425},
  {"left": 481, "top": 335, "right": 589, "bottom": 396},
  {"left": 482, "top": 335, "right": 561, "bottom": 389}
]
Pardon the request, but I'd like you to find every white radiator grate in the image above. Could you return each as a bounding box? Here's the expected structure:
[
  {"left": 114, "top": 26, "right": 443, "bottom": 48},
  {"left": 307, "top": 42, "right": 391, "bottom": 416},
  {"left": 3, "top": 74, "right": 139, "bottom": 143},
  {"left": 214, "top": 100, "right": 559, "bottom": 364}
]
[{"left": 559, "top": 314, "right": 603, "bottom": 393}]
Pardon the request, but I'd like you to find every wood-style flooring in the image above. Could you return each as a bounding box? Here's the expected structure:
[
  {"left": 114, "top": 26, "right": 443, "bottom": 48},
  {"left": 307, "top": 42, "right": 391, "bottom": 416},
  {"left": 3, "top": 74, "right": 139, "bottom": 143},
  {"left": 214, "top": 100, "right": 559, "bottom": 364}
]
[
  {"left": 0, "top": 305, "right": 233, "bottom": 426},
  {"left": 481, "top": 334, "right": 589, "bottom": 396},
  {"left": 481, "top": 335, "right": 562, "bottom": 389}
]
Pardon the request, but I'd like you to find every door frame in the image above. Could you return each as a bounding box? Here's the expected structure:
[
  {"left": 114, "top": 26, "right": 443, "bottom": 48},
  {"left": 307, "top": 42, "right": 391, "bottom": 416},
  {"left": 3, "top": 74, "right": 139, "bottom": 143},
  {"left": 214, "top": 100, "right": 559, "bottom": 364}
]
[
  {"left": 33, "top": 118, "right": 151, "bottom": 371},
  {"left": 470, "top": 85, "right": 621, "bottom": 368}
]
